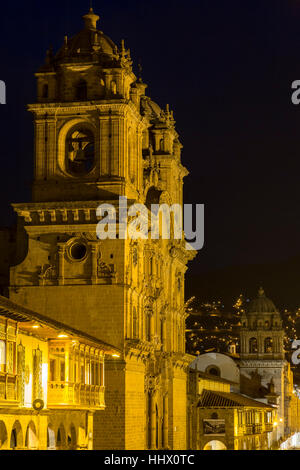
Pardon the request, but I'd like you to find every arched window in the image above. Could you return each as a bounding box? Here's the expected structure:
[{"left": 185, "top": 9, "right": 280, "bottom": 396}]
[
  {"left": 249, "top": 337, "right": 258, "bottom": 353},
  {"left": 66, "top": 127, "right": 95, "bottom": 175},
  {"left": 10, "top": 421, "right": 23, "bottom": 449},
  {"left": 75, "top": 79, "right": 87, "bottom": 100},
  {"left": 264, "top": 337, "right": 273, "bottom": 353}
]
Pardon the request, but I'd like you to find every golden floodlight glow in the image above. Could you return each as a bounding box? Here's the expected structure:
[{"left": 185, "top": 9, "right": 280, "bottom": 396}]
[
  {"left": 32, "top": 324, "right": 40, "bottom": 329},
  {"left": 274, "top": 421, "right": 278, "bottom": 427},
  {"left": 57, "top": 332, "right": 68, "bottom": 338},
  {"left": 112, "top": 354, "right": 120, "bottom": 358}
]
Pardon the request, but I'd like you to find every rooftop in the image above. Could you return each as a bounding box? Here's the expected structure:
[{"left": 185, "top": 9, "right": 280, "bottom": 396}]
[{"left": 198, "top": 389, "right": 275, "bottom": 409}]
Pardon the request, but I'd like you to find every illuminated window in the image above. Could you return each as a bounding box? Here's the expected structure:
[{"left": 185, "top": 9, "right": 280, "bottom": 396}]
[
  {"left": 49, "top": 359, "right": 55, "bottom": 382},
  {"left": 60, "top": 360, "right": 65, "bottom": 382},
  {"left": 264, "top": 337, "right": 273, "bottom": 353}
]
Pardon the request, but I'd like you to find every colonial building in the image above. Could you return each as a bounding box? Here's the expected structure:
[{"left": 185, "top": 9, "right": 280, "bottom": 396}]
[
  {"left": 188, "top": 288, "right": 300, "bottom": 449},
  {"left": 187, "top": 369, "right": 277, "bottom": 450},
  {"left": 0, "top": 8, "right": 195, "bottom": 449},
  {"left": 0, "top": 295, "right": 119, "bottom": 449},
  {"left": 239, "top": 287, "right": 291, "bottom": 441}
]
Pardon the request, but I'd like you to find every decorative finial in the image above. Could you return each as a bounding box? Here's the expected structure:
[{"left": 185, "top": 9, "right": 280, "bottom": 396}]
[{"left": 258, "top": 287, "right": 265, "bottom": 297}]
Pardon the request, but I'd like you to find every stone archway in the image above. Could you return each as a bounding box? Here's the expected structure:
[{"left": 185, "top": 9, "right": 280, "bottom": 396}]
[
  {"left": 47, "top": 424, "right": 56, "bottom": 450},
  {"left": 25, "top": 421, "right": 38, "bottom": 449},
  {"left": 203, "top": 440, "right": 227, "bottom": 450},
  {"left": 0, "top": 421, "right": 8, "bottom": 449},
  {"left": 10, "top": 421, "right": 23, "bottom": 449},
  {"left": 56, "top": 424, "right": 67, "bottom": 450}
]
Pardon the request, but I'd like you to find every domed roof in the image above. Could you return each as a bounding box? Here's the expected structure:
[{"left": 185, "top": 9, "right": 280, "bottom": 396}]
[
  {"left": 247, "top": 287, "right": 277, "bottom": 314},
  {"left": 55, "top": 9, "right": 116, "bottom": 62},
  {"left": 40, "top": 9, "right": 132, "bottom": 71}
]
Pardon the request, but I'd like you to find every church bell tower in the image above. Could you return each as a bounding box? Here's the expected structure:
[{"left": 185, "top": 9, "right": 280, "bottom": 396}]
[
  {"left": 240, "top": 288, "right": 291, "bottom": 440},
  {"left": 8, "top": 8, "right": 195, "bottom": 450}
]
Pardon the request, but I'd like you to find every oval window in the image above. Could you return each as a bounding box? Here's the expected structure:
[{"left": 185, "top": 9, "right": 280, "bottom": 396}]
[{"left": 69, "top": 242, "right": 87, "bottom": 261}]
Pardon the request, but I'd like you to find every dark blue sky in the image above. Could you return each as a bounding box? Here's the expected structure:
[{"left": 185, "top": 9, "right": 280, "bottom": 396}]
[{"left": 1, "top": 1, "right": 300, "bottom": 302}]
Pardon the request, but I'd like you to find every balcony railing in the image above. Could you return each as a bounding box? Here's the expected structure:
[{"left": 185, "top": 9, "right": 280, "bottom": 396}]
[{"left": 48, "top": 381, "right": 105, "bottom": 409}]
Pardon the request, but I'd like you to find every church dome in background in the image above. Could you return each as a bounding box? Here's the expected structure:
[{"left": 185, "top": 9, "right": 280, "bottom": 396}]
[
  {"left": 247, "top": 287, "right": 277, "bottom": 313},
  {"left": 40, "top": 8, "right": 132, "bottom": 71},
  {"left": 55, "top": 9, "right": 116, "bottom": 62}
]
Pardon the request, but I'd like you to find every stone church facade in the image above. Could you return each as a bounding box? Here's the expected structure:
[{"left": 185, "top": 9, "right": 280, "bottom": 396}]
[{"left": 1, "top": 9, "right": 195, "bottom": 449}]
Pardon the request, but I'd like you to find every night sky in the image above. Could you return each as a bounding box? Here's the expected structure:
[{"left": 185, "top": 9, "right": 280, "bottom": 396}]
[{"left": 1, "top": 1, "right": 300, "bottom": 307}]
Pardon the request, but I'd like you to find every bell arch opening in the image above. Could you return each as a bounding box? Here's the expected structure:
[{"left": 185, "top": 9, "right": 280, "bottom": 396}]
[{"left": 65, "top": 126, "right": 95, "bottom": 176}]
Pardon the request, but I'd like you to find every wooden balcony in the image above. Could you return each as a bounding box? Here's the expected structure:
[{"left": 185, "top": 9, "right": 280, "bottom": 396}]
[
  {"left": 47, "top": 381, "right": 105, "bottom": 409},
  {"left": 0, "top": 373, "right": 19, "bottom": 405}
]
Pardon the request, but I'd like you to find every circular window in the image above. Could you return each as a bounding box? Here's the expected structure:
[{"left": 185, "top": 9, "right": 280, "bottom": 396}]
[
  {"left": 69, "top": 242, "right": 87, "bottom": 261},
  {"left": 206, "top": 366, "right": 221, "bottom": 377}
]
